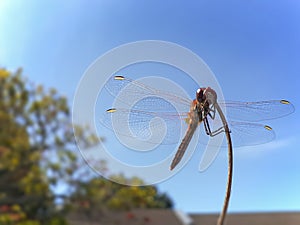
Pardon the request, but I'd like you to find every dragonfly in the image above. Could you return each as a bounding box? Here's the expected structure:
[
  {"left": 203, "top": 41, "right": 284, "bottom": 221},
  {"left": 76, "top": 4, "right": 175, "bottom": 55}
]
[{"left": 100, "top": 75, "right": 295, "bottom": 170}]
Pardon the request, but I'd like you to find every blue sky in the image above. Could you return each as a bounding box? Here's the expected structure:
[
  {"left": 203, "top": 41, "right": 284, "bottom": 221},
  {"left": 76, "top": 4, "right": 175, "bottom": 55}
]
[{"left": 1, "top": 0, "right": 299, "bottom": 213}]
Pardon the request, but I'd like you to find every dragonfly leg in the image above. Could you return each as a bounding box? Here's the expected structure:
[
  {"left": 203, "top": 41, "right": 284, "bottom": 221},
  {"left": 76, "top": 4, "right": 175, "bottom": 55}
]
[
  {"left": 204, "top": 117, "right": 227, "bottom": 137},
  {"left": 204, "top": 117, "right": 213, "bottom": 135},
  {"left": 210, "top": 127, "right": 226, "bottom": 137},
  {"left": 208, "top": 104, "right": 216, "bottom": 119}
]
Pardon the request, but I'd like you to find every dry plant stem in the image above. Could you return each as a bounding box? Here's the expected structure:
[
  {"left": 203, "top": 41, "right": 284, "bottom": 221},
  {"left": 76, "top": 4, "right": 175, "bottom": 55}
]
[{"left": 215, "top": 103, "right": 233, "bottom": 225}]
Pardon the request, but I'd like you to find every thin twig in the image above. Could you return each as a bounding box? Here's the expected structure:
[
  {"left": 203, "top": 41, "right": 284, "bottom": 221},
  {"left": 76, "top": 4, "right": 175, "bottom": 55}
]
[{"left": 215, "top": 103, "right": 233, "bottom": 225}]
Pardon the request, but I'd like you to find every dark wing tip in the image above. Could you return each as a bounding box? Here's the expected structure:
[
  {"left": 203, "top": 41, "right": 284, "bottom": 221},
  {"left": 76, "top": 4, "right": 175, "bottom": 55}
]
[
  {"left": 264, "top": 125, "right": 272, "bottom": 131},
  {"left": 114, "top": 75, "right": 125, "bottom": 80},
  {"left": 280, "top": 100, "right": 291, "bottom": 105},
  {"left": 106, "top": 108, "right": 117, "bottom": 113}
]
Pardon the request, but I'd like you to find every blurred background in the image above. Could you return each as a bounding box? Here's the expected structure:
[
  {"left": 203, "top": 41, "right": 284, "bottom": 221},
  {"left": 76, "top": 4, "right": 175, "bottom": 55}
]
[{"left": 0, "top": 1, "right": 299, "bottom": 224}]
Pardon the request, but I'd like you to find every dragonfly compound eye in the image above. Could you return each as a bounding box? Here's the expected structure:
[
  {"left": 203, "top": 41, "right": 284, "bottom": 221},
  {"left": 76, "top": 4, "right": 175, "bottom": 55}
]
[{"left": 196, "top": 88, "right": 205, "bottom": 102}]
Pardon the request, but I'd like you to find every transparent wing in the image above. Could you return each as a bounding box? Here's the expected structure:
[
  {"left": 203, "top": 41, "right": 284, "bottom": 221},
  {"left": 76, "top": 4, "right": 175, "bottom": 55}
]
[
  {"left": 101, "top": 76, "right": 294, "bottom": 147},
  {"left": 100, "top": 107, "right": 275, "bottom": 147},
  {"left": 105, "top": 76, "right": 295, "bottom": 120},
  {"left": 100, "top": 108, "right": 188, "bottom": 145},
  {"left": 199, "top": 112, "right": 275, "bottom": 148},
  {"left": 219, "top": 100, "right": 295, "bottom": 122},
  {"left": 228, "top": 121, "right": 275, "bottom": 147},
  {"left": 104, "top": 76, "right": 191, "bottom": 111}
]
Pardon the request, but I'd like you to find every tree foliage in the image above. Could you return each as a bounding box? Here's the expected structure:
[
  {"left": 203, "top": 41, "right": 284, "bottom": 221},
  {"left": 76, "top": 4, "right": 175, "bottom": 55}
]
[
  {"left": 70, "top": 175, "right": 172, "bottom": 214},
  {"left": 0, "top": 68, "right": 80, "bottom": 224},
  {"left": 0, "top": 68, "right": 173, "bottom": 224}
]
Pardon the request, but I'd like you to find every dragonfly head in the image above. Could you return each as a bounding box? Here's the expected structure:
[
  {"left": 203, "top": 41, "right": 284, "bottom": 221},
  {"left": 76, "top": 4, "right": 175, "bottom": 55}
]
[{"left": 196, "top": 87, "right": 217, "bottom": 105}]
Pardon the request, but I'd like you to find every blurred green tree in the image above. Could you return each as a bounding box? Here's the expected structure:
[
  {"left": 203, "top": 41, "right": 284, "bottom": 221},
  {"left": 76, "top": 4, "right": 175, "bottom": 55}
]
[
  {"left": 0, "top": 68, "right": 97, "bottom": 224},
  {"left": 0, "top": 68, "right": 173, "bottom": 224},
  {"left": 69, "top": 174, "right": 172, "bottom": 214}
]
